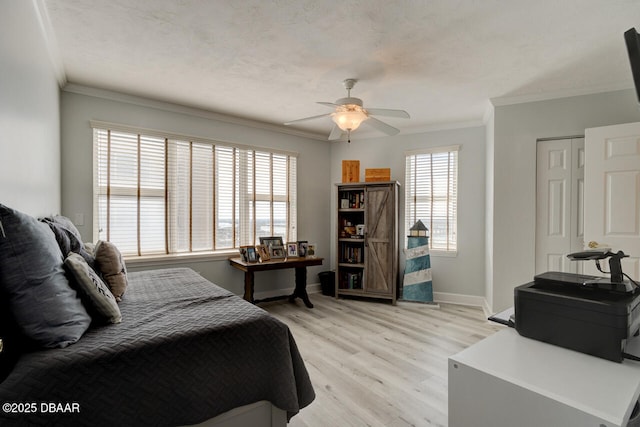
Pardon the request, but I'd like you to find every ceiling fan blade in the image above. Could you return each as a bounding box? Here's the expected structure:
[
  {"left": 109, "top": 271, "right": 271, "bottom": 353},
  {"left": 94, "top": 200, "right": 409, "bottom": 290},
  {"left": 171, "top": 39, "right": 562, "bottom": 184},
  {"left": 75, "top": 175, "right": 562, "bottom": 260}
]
[
  {"left": 328, "top": 125, "right": 343, "bottom": 140},
  {"left": 365, "top": 108, "right": 410, "bottom": 119},
  {"left": 284, "top": 113, "right": 331, "bottom": 125},
  {"left": 364, "top": 116, "right": 400, "bottom": 136}
]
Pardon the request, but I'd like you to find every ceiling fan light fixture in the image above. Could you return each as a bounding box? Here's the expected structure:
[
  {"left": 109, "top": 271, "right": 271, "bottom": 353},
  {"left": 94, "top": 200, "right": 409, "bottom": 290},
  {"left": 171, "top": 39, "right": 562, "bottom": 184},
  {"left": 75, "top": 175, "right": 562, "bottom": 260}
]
[
  {"left": 284, "top": 78, "right": 407, "bottom": 142},
  {"left": 331, "top": 105, "right": 368, "bottom": 131}
]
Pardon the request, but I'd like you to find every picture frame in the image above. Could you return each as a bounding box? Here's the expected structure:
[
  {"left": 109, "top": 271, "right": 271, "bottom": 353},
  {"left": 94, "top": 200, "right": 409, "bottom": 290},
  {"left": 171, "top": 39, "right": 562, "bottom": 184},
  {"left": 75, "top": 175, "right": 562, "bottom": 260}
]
[
  {"left": 307, "top": 243, "right": 317, "bottom": 258},
  {"left": 259, "top": 236, "right": 284, "bottom": 252},
  {"left": 286, "top": 242, "right": 299, "bottom": 258},
  {"left": 297, "top": 240, "right": 308, "bottom": 257},
  {"left": 246, "top": 246, "right": 258, "bottom": 263},
  {"left": 256, "top": 244, "right": 270, "bottom": 262},
  {"left": 239, "top": 245, "right": 250, "bottom": 262},
  {"left": 270, "top": 245, "right": 285, "bottom": 259}
]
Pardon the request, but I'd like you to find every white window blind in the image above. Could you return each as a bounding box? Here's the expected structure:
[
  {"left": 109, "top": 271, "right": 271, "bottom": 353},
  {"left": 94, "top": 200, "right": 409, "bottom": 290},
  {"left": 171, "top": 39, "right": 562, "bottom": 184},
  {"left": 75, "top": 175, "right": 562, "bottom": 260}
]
[
  {"left": 405, "top": 146, "right": 458, "bottom": 252},
  {"left": 93, "top": 125, "right": 297, "bottom": 257}
]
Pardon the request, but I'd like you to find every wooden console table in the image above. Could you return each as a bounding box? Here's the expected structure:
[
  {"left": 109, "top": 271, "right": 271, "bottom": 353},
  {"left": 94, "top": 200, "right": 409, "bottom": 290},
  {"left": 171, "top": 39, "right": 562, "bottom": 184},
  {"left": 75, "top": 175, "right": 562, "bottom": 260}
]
[{"left": 228, "top": 257, "right": 324, "bottom": 308}]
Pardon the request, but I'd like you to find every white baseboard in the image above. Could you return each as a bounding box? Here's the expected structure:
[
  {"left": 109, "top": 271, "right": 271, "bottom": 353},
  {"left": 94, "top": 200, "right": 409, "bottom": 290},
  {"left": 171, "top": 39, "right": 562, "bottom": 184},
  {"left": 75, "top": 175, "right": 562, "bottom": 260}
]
[
  {"left": 481, "top": 299, "right": 493, "bottom": 318},
  {"left": 434, "top": 291, "right": 491, "bottom": 317}
]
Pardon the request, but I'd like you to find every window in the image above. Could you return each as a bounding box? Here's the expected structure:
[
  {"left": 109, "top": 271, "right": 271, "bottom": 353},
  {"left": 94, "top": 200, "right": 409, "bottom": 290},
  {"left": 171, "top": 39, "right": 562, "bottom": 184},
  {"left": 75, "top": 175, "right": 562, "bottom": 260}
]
[
  {"left": 93, "top": 122, "right": 297, "bottom": 257},
  {"left": 405, "top": 145, "right": 458, "bottom": 252}
]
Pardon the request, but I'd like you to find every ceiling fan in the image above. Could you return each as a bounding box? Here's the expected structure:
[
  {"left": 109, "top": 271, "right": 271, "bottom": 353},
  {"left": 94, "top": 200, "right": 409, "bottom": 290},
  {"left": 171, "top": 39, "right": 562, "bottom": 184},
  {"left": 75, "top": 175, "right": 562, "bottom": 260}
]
[{"left": 284, "top": 79, "right": 410, "bottom": 143}]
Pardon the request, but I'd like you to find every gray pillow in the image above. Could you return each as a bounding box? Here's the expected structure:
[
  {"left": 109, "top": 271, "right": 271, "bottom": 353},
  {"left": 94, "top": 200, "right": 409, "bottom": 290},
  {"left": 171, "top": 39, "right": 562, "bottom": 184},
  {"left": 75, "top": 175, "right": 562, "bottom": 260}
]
[
  {"left": 94, "top": 240, "right": 128, "bottom": 302},
  {"left": 64, "top": 253, "right": 122, "bottom": 324},
  {"left": 41, "top": 216, "right": 95, "bottom": 267},
  {"left": 0, "top": 204, "right": 91, "bottom": 348}
]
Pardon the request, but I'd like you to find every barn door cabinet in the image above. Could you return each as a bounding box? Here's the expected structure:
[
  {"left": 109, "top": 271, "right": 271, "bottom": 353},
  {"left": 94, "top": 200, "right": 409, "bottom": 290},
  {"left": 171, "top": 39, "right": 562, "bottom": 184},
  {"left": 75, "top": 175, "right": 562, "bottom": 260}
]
[{"left": 335, "top": 181, "right": 399, "bottom": 304}]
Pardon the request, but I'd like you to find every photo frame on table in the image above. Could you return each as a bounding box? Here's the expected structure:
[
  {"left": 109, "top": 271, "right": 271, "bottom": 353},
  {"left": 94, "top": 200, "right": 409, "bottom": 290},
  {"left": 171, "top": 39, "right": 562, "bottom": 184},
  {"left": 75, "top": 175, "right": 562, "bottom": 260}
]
[
  {"left": 270, "top": 245, "right": 285, "bottom": 259},
  {"left": 239, "top": 245, "right": 250, "bottom": 262},
  {"left": 259, "top": 236, "right": 284, "bottom": 252},
  {"left": 286, "top": 242, "right": 299, "bottom": 258},
  {"left": 307, "top": 243, "right": 317, "bottom": 258},
  {"left": 246, "top": 246, "right": 258, "bottom": 263},
  {"left": 256, "top": 244, "right": 270, "bottom": 261},
  {"left": 297, "top": 241, "right": 308, "bottom": 257}
]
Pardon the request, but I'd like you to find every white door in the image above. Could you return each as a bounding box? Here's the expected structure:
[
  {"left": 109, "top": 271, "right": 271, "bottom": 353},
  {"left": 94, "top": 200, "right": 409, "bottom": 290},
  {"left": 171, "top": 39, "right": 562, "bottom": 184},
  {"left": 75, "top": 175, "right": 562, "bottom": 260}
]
[
  {"left": 535, "top": 138, "right": 584, "bottom": 274},
  {"left": 584, "top": 122, "right": 640, "bottom": 280}
]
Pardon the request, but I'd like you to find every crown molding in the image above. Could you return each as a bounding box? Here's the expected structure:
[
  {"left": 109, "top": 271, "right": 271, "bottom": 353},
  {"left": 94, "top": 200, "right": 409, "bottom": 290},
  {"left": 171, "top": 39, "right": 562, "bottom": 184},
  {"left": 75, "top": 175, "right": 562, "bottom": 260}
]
[
  {"left": 32, "top": 0, "right": 66, "bottom": 87},
  {"left": 490, "top": 83, "right": 634, "bottom": 107},
  {"left": 63, "top": 84, "right": 486, "bottom": 141},
  {"left": 66, "top": 83, "right": 474, "bottom": 142},
  {"left": 62, "top": 84, "right": 328, "bottom": 141}
]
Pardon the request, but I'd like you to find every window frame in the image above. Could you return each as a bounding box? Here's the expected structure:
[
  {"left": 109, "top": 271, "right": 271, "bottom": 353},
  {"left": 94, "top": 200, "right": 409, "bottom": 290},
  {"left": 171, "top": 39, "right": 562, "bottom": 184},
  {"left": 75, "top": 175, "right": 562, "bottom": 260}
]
[
  {"left": 404, "top": 145, "right": 459, "bottom": 255},
  {"left": 92, "top": 121, "right": 298, "bottom": 263}
]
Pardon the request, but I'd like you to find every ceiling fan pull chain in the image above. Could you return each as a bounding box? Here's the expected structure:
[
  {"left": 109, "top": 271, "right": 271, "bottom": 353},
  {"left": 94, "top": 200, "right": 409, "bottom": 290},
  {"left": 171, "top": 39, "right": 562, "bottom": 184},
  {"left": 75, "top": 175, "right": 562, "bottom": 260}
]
[{"left": 347, "top": 129, "right": 352, "bottom": 143}]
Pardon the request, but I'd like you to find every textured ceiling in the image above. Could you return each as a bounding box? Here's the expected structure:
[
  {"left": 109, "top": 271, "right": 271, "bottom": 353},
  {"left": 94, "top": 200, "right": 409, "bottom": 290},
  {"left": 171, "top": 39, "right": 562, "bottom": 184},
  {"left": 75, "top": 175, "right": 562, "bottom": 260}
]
[{"left": 42, "top": 0, "right": 640, "bottom": 140}]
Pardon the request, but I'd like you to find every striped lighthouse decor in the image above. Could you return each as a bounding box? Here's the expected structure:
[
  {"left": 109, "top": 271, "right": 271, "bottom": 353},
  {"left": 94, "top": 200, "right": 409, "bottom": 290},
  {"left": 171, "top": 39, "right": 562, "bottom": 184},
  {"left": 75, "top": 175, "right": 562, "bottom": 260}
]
[{"left": 401, "top": 220, "right": 434, "bottom": 303}]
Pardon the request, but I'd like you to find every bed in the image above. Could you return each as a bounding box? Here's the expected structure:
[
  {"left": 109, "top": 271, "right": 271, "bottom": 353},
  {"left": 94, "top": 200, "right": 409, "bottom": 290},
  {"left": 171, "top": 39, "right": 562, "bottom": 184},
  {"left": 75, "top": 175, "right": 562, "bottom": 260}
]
[{"left": 0, "top": 205, "right": 314, "bottom": 426}]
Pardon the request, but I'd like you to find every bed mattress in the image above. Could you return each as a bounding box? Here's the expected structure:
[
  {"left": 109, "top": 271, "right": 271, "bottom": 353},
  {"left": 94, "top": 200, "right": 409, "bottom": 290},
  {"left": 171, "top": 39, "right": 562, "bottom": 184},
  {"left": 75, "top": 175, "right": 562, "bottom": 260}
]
[{"left": 0, "top": 267, "right": 314, "bottom": 426}]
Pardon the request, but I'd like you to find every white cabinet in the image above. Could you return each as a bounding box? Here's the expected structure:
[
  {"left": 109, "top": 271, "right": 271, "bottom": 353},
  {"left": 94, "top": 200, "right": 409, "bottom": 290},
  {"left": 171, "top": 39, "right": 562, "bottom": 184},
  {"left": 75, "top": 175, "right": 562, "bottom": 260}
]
[{"left": 449, "top": 329, "right": 640, "bottom": 427}]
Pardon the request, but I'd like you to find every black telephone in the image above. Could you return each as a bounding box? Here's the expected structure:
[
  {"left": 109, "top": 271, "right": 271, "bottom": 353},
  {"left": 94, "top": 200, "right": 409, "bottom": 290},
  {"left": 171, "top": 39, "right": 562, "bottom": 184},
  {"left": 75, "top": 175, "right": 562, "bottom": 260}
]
[{"left": 566, "top": 249, "right": 636, "bottom": 293}]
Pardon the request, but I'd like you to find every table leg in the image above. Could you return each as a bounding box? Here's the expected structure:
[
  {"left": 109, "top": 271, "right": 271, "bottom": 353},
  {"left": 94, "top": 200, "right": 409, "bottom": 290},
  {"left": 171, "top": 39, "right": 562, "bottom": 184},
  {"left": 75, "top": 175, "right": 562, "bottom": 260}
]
[
  {"left": 243, "top": 271, "right": 255, "bottom": 303},
  {"left": 291, "top": 267, "right": 314, "bottom": 308}
]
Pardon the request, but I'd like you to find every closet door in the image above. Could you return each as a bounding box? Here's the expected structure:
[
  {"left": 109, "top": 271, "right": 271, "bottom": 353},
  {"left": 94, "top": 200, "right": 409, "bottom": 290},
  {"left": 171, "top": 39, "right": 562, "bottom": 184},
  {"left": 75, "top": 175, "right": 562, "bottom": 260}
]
[
  {"left": 535, "top": 138, "right": 584, "bottom": 274},
  {"left": 364, "top": 184, "right": 396, "bottom": 295}
]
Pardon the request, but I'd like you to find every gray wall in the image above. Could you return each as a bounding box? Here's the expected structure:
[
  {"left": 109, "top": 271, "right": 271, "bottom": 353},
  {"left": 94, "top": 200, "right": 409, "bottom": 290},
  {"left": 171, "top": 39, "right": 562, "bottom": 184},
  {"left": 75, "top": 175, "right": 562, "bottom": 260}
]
[
  {"left": 488, "top": 89, "right": 640, "bottom": 311},
  {"left": 0, "top": 1, "right": 61, "bottom": 216},
  {"left": 330, "top": 126, "right": 487, "bottom": 298},
  {"left": 60, "top": 89, "right": 331, "bottom": 295}
]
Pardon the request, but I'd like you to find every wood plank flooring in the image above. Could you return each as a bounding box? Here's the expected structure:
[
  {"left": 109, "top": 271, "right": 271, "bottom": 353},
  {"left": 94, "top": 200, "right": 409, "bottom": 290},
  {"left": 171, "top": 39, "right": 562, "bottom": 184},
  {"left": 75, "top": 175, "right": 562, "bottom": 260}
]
[{"left": 263, "top": 294, "right": 502, "bottom": 427}]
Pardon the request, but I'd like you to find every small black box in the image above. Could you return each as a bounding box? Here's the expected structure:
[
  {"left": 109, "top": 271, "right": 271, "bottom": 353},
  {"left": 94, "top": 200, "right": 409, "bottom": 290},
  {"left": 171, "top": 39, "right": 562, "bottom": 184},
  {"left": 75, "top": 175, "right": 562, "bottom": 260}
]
[{"left": 515, "top": 274, "right": 640, "bottom": 362}]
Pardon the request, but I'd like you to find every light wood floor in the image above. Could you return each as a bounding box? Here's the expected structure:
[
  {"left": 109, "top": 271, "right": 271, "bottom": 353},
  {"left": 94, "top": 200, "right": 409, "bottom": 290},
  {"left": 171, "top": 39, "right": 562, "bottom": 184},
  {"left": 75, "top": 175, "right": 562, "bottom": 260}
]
[{"left": 263, "top": 294, "right": 502, "bottom": 427}]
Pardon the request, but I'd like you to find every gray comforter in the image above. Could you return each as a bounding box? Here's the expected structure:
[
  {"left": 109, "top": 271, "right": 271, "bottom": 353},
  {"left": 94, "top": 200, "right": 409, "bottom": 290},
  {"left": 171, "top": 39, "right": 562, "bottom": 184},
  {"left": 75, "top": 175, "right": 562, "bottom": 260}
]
[{"left": 0, "top": 267, "right": 315, "bottom": 426}]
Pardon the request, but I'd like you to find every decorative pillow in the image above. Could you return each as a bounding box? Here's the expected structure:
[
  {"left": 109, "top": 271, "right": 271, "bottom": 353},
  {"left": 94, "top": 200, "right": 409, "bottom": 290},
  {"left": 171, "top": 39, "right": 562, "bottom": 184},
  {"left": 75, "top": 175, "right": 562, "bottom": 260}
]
[
  {"left": 64, "top": 253, "right": 122, "bottom": 324},
  {"left": 84, "top": 241, "right": 95, "bottom": 254},
  {"left": 0, "top": 204, "right": 91, "bottom": 348},
  {"left": 41, "top": 216, "right": 95, "bottom": 267},
  {"left": 94, "top": 240, "right": 128, "bottom": 302}
]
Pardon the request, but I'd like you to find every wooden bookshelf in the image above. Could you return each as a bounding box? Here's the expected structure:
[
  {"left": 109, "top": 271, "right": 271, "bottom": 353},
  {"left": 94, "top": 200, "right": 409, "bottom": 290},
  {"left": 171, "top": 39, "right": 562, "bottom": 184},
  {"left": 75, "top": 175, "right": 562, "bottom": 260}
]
[{"left": 335, "top": 181, "right": 399, "bottom": 303}]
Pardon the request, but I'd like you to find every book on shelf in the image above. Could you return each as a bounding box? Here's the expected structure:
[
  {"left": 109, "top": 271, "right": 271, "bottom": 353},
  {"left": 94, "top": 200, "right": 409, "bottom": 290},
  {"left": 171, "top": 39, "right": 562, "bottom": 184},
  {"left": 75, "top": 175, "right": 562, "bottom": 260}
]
[
  {"left": 341, "top": 271, "right": 362, "bottom": 289},
  {"left": 340, "top": 244, "right": 363, "bottom": 263},
  {"left": 350, "top": 191, "right": 364, "bottom": 209},
  {"left": 339, "top": 191, "right": 365, "bottom": 209},
  {"left": 347, "top": 272, "right": 362, "bottom": 289}
]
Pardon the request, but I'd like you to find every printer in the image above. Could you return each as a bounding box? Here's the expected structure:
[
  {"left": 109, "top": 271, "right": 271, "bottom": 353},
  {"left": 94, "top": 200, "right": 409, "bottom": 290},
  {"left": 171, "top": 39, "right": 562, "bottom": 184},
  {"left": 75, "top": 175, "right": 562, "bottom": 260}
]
[{"left": 514, "top": 250, "right": 640, "bottom": 362}]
